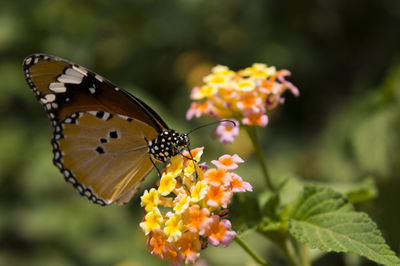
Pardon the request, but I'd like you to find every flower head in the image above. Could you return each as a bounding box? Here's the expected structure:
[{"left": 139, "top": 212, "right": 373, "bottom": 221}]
[
  {"left": 139, "top": 148, "right": 252, "bottom": 264},
  {"left": 187, "top": 63, "right": 298, "bottom": 143}
]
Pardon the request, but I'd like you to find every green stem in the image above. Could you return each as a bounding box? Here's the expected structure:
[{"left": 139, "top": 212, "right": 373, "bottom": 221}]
[
  {"left": 258, "top": 230, "right": 299, "bottom": 266},
  {"left": 281, "top": 237, "right": 301, "bottom": 266},
  {"left": 291, "top": 238, "right": 310, "bottom": 266},
  {"left": 234, "top": 235, "right": 270, "bottom": 266},
  {"left": 244, "top": 126, "right": 275, "bottom": 192}
]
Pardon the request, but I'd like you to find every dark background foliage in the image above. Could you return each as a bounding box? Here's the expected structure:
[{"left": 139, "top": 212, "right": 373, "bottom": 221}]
[{"left": 0, "top": 0, "right": 399, "bottom": 265}]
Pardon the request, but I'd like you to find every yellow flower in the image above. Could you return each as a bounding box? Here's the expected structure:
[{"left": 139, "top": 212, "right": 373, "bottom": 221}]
[
  {"left": 166, "top": 155, "right": 183, "bottom": 177},
  {"left": 158, "top": 173, "right": 177, "bottom": 196},
  {"left": 140, "top": 208, "right": 164, "bottom": 235},
  {"left": 212, "top": 65, "right": 230, "bottom": 73},
  {"left": 235, "top": 78, "right": 256, "bottom": 92},
  {"left": 173, "top": 194, "right": 191, "bottom": 214},
  {"left": 164, "top": 213, "right": 183, "bottom": 242},
  {"left": 190, "top": 180, "right": 208, "bottom": 203},
  {"left": 140, "top": 188, "right": 159, "bottom": 212},
  {"left": 200, "top": 85, "right": 218, "bottom": 98},
  {"left": 241, "top": 63, "right": 268, "bottom": 78}
]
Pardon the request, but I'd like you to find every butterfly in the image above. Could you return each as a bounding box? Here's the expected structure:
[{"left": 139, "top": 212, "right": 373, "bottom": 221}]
[{"left": 23, "top": 54, "right": 189, "bottom": 206}]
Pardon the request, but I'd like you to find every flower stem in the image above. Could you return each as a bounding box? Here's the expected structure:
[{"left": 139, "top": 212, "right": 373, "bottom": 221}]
[
  {"left": 234, "top": 235, "right": 270, "bottom": 266},
  {"left": 244, "top": 126, "right": 275, "bottom": 192}
]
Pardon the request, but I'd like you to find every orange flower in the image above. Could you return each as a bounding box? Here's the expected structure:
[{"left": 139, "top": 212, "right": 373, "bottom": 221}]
[
  {"left": 229, "top": 173, "right": 253, "bottom": 193},
  {"left": 206, "top": 215, "right": 236, "bottom": 248},
  {"left": 164, "top": 242, "right": 182, "bottom": 265},
  {"left": 147, "top": 229, "right": 167, "bottom": 259},
  {"left": 211, "top": 154, "right": 244, "bottom": 170},
  {"left": 204, "top": 168, "right": 230, "bottom": 187},
  {"left": 183, "top": 205, "right": 211, "bottom": 235},
  {"left": 206, "top": 185, "right": 232, "bottom": 208},
  {"left": 177, "top": 232, "right": 201, "bottom": 264}
]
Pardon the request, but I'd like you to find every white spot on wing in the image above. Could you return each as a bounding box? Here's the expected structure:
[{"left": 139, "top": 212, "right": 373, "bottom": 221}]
[
  {"left": 118, "top": 114, "right": 129, "bottom": 120},
  {"left": 45, "top": 94, "right": 56, "bottom": 102},
  {"left": 57, "top": 74, "right": 83, "bottom": 84},
  {"left": 25, "top": 57, "right": 32, "bottom": 65},
  {"left": 95, "top": 74, "right": 104, "bottom": 82},
  {"left": 49, "top": 82, "right": 67, "bottom": 93},
  {"left": 102, "top": 112, "right": 111, "bottom": 120},
  {"left": 72, "top": 65, "right": 88, "bottom": 76},
  {"left": 65, "top": 68, "right": 85, "bottom": 78}
]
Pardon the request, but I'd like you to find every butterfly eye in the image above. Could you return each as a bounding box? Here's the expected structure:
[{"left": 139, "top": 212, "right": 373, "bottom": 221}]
[{"left": 24, "top": 54, "right": 187, "bottom": 206}]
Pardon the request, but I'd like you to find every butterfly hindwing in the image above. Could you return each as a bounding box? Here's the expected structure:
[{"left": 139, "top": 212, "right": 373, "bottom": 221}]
[
  {"left": 23, "top": 54, "right": 169, "bottom": 205},
  {"left": 54, "top": 111, "right": 155, "bottom": 205}
]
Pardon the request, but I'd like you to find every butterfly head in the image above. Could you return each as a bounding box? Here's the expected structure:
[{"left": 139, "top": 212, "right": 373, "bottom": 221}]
[
  {"left": 176, "top": 133, "right": 189, "bottom": 147},
  {"left": 148, "top": 130, "right": 189, "bottom": 163}
]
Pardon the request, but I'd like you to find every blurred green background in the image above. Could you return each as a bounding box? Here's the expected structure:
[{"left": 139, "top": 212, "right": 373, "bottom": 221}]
[{"left": 1, "top": 0, "right": 399, "bottom": 265}]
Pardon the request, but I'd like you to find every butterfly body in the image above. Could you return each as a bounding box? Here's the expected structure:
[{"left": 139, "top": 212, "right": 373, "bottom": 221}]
[
  {"left": 148, "top": 130, "right": 189, "bottom": 163},
  {"left": 23, "top": 54, "right": 187, "bottom": 206}
]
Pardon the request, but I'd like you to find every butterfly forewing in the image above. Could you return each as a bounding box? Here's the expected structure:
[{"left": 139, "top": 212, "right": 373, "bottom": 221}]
[
  {"left": 24, "top": 54, "right": 167, "bottom": 131},
  {"left": 23, "top": 54, "right": 169, "bottom": 205}
]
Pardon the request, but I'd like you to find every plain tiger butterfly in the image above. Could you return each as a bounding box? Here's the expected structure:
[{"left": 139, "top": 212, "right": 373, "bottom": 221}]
[{"left": 23, "top": 54, "right": 189, "bottom": 206}]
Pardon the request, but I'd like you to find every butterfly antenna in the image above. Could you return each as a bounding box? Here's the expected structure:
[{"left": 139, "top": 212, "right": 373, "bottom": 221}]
[
  {"left": 185, "top": 119, "right": 236, "bottom": 181},
  {"left": 186, "top": 119, "right": 236, "bottom": 135}
]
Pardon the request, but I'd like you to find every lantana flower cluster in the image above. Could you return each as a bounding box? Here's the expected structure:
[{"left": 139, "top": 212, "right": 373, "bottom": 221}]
[
  {"left": 140, "top": 147, "right": 252, "bottom": 265},
  {"left": 186, "top": 63, "right": 299, "bottom": 143}
]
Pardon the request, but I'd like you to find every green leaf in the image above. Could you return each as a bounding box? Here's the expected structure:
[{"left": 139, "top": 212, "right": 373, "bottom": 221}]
[
  {"left": 289, "top": 186, "right": 400, "bottom": 266},
  {"left": 345, "top": 177, "right": 378, "bottom": 204}
]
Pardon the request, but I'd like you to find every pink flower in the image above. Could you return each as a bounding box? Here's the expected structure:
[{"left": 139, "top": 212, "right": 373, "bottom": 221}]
[
  {"left": 211, "top": 154, "right": 244, "bottom": 171},
  {"left": 206, "top": 185, "right": 233, "bottom": 208},
  {"left": 229, "top": 173, "right": 253, "bottom": 192},
  {"left": 206, "top": 216, "right": 236, "bottom": 247},
  {"left": 198, "top": 162, "right": 209, "bottom": 171},
  {"left": 242, "top": 108, "right": 269, "bottom": 127},
  {"left": 177, "top": 232, "right": 201, "bottom": 264},
  {"left": 183, "top": 205, "right": 212, "bottom": 235},
  {"left": 186, "top": 101, "right": 213, "bottom": 120},
  {"left": 216, "top": 119, "right": 239, "bottom": 143}
]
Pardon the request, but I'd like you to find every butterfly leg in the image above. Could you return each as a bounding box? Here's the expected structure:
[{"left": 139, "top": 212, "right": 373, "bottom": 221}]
[
  {"left": 186, "top": 142, "right": 199, "bottom": 180},
  {"left": 173, "top": 144, "right": 199, "bottom": 180}
]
